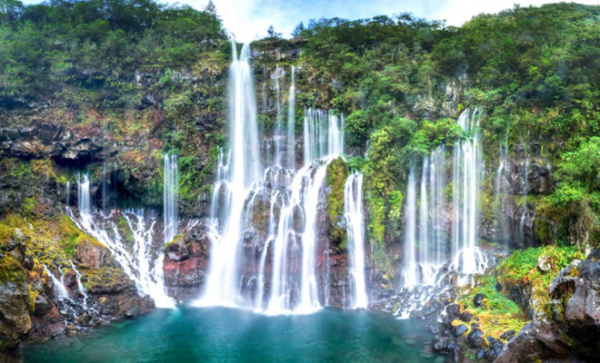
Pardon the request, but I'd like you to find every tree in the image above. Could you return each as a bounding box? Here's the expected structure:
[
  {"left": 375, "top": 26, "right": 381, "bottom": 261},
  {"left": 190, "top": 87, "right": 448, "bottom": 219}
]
[
  {"left": 205, "top": 0, "right": 216, "bottom": 15},
  {"left": 267, "top": 25, "right": 281, "bottom": 39},
  {"left": 291, "top": 21, "right": 304, "bottom": 37}
]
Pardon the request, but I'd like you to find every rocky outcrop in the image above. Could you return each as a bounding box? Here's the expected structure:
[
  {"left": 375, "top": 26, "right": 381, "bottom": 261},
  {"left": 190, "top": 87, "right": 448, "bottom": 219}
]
[
  {"left": 163, "top": 222, "right": 211, "bottom": 301},
  {"left": 0, "top": 121, "right": 111, "bottom": 162},
  {"left": 0, "top": 220, "right": 154, "bottom": 352},
  {"left": 497, "top": 250, "right": 600, "bottom": 362}
]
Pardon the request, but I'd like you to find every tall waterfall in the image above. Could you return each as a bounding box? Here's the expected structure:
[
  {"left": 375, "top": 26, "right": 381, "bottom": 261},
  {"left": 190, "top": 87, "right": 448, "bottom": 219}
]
[
  {"left": 287, "top": 66, "right": 296, "bottom": 169},
  {"left": 201, "top": 42, "right": 263, "bottom": 306},
  {"left": 344, "top": 172, "right": 368, "bottom": 308},
  {"left": 273, "top": 65, "right": 284, "bottom": 166},
  {"left": 198, "top": 41, "right": 357, "bottom": 314},
  {"left": 402, "top": 168, "right": 418, "bottom": 287},
  {"left": 163, "top": 154, "right": 178, "bottom": 244},
  {"left": 72, "top": 175, "right": 175, "bottom": 308},
  {"left": 401, "top": 109, "right": 487, "bottom": 288},
  {"left": 451, "top": 108, "right": 486, "bottom": 274},
  {"left": 493, "top": 135, "right": 511, "bottom": 248}
]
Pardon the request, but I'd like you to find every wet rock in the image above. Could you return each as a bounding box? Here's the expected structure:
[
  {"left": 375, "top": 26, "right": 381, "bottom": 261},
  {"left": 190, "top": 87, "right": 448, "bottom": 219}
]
[
  {"left": 446, "top": 303, "right": 461, "bottom": 318},
  {"left": 0, "top": 281, "right": 32, "bottom": 348},
  {"left": 163, "top": 221, "right": 212, "bottom": 301},
  {"left": 467, "top": 329, "right": 485, "bottom": 349},
  {"left": 452, "top": 324, "right": 468, "bottom": 337},
  {"left": 433, "top": 337, "right": 450, "bottom": 352},
  {"left": 458, "top": 311, "right": 472, "bottom": 322},
  {"left": 476, "top": 349, "right": 486, "bottom": 360},
  {"left": 74, "top": 240, "right": 117, "bottom": 269},
  {"left": 473, "top": 293, "right": 485, "bottom": 307},
  {"left": 33, "top": 294, "right": 54, "bottom": 316},
  {"left": 500, "top": 329, "right": 515, "bottom": 341},
  {"left": 165, "top": 239, "right": 189, "bottom": 262},
  {"left": 142, "top": 94, "right": 156, "bottom": 106},
  {"left": 537, "top": 253, "right": 551, "bottom": 272}
]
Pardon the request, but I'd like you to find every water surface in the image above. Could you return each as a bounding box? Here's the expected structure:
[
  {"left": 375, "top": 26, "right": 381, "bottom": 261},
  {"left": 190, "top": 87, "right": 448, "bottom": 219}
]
[{"left": 23, "top": 307, "right": 441, "bottom": 362}]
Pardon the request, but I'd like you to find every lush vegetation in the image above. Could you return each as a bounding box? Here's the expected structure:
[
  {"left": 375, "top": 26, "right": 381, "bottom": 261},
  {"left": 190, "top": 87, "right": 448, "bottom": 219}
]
[{"left": 284, "top": 3, "right": 600, "bottom": 254}]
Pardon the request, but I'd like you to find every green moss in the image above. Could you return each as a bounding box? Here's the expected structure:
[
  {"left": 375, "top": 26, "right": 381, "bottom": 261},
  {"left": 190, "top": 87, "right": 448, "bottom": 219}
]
[
  {"left": 326, "top": 158, "right": 349, "bottom": 247},
  {"left": 84, "top": 266, "right": 129, "bottom": 291},
  {"left": 28, "top": 285, "right": 38, "bottom": 313},
  {"left": 498, "top": 245, "right": 584, "bottom": 288},
  {"left": 456, "top": 274, "right": 528, "bottom": 341},
  {"left": 58, "top": 215, "right": 103, "bottom": 255},
  {"left": 0, "top": 254, "right": 25, "bottom": 283},
  {"left": 164, "top": 233, "right": 184, "bottom": 249}
]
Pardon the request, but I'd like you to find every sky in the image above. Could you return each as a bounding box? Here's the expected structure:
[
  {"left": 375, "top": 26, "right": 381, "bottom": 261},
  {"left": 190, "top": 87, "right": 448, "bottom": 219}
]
[{"left": 21, "top": 0, "right": 600, "bottom": 42}]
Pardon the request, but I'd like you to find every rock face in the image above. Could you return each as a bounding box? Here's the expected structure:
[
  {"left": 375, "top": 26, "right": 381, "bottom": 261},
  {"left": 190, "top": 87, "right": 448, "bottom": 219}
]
[
  {"left": 0, "top": 281, "right": 32, "bottom": 349},
  {"left": 0, "top": 121, "right": 108, "bottom": 162},
  {"left": 163, "top": 222, "right": 211, "bottom": 301},
  {"left": 497, "top": 250, "right": 600, "bottom": 362}
]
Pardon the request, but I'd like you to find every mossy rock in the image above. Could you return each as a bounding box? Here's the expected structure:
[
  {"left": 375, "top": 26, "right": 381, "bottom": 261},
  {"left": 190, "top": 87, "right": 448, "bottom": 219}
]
[
  {"left": 84, "top": 267, "right": 133, "bottom": 294},
  {"left": 326, "top": 158, "right": 349, "bottom": 248}
]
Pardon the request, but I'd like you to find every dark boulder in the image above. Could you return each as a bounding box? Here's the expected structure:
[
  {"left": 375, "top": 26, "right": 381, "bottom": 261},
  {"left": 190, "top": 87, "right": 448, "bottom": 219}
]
[
  {"left": 467, "top": 328, "right": 485, "bottom": 349},
  {"left": 473, "top": 293, "right": 485, "bottom": 307},
  {"left": 452, "top": 324, "right": 468, "bottom": 337}
]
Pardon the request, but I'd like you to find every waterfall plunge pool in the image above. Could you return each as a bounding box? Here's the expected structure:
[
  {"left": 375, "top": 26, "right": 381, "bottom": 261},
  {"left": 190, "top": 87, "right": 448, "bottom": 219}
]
[{"left": 22, "top": 307, "right": 442, "bottom": 362}]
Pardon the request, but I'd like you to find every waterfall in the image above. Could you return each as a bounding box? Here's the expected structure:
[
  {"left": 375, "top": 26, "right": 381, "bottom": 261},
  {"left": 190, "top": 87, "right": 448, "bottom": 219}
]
[
  {"left": 273, "top": 65, "right": 284, "bottom": 166},
  {"left": 77, "top": 174, "right": 91, "bottom": 217},
  {"left": 402, "top": 168, "right": 418, "bottom": 287},
  {"left": 72, "top": 175, "right": 175, "bottom": 308},
  {"left": 65, "top": 181, "right": 70, "bottom": 210},
  {"left": 400, "top": 109, "right": 487, "bottom": 289},
  {"left": 69, "top": 261, "right": 88, "bottom": 308},
  {"left": 198, "top": 40, "right": 364, "bottom": 315},
  {"left": 42, "top": 265, "right": 70, "bottom": 301},
  {"left": 519, "top": 138, "right": 530, "bottom": 245},
  {"left": 303, "top": 109, "right": 344, "bottom": 166},
  {"left": 163, "top": 154, "right": 178, "bottom": 244},
  {"left": 287, "top": 66, "right": 296, "bottom": 169},
  {"left": 344, "top": 172, "right": 368, "bottom": 308},
  {"left": 429, "top": 146, "right": 447, "bottom": 267},
  {"left": 201, "top": 41, "right": 263, "bottom": 306},
  {"left": 450, "top": 108, "right": 486, "bottom": 275},
  {"left": 494, "top": 135, "right": 511, "bottom": 248},
  {"left": 101, "top": 161, "right": 108, "bottom": 215}
]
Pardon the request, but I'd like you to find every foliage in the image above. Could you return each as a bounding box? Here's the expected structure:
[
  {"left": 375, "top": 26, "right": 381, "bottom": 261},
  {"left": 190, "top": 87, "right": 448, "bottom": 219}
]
[{"left": 0, "top": 0, "right": 225, "bottom": 99}]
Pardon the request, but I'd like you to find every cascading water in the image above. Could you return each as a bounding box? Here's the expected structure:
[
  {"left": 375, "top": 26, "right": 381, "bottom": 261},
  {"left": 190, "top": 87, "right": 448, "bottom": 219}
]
[
  {"left": 273, "top": 65, "right": 284, "bottom": 166},
  {"left": 42, "top": 265, "right": 70, "bottom": 301},
  {"left": 402, "top": 168, "right": 418, "bottom": 287},
  {"left": 493, "top": 134, "right": 511, "bottom": 248},
  {"left": 344, "top": 172, "right": 368, "bottom": 308},
  {"left": 200, "top": 41, "right": 263, "bottom": 307},
  {"left": 163, "top": 154, "right": 178, "bottom": 244},
  {"left": 400, "top": 109, "right": 487, "bottom": 290},
  {"left": 287, "top": 66, "right": 296, "bottom": 169},
  {"left": 72, "top": 175, "right": 175, "bottom": 308},
  {"left": 519, "top": 138, "right": 530, "bottom": 245},
  {"left": 450, "top": 108, "right": 486, "bottom": 274},
  {"left": 198, "top": 41, "right": 357, "bottom": 314},
  {"left": 69, "top": 261, "right": 88, "bottom": 307}
]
